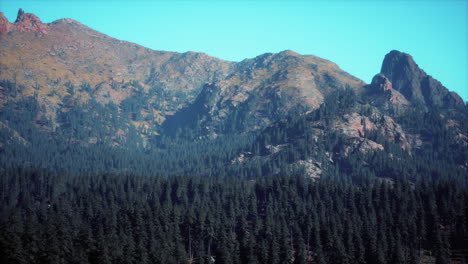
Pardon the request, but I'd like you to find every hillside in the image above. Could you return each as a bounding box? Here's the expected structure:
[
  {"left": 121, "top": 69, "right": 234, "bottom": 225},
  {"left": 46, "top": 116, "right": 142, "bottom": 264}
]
[
  {"left": 0, "top": 9, "right": 466, "bottom": 179},
  {"left": 0, "top": 9, "right": 234, "bottom": 145},
  {"left": 164, "top": 50, "right": 364, "bottom": 137}
]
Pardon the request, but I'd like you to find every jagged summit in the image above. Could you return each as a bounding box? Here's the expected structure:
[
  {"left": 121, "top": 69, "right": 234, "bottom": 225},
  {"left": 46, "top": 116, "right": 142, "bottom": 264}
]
[
  {"left": 0, "top": 8, "right": 48, "bottom": 34},
  {"left": 15, "top": 8, "right": 26, "bottom": 22},
  {"left": 0, "top": 12, "right": 9, "bottom": 34},
  {"left": 380, "top": 50, "right": 463, "bottom": 108}
]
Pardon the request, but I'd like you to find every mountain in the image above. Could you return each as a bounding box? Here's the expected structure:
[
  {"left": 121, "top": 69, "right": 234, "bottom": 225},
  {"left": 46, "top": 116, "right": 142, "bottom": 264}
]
[
  {"left": 164, "top": 50, "right": 364, "bottom": 137},
  {"left": 0, "top": 9, "right": 466, "bottom": 180},
  {"left": 230, "top": 49, "right": 468, "bottom": 179},
  {"left": 0, "top": 9, "right": 233, "bottom": 145},
  {"left": 0, "top": 10, "right": 233, "bottom": 102}
]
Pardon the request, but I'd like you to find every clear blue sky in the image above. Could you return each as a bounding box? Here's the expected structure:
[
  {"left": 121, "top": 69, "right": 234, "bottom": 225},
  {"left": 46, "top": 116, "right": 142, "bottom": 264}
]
[{"left": 1, "top": 0, "right": 467, "bottom": 100}]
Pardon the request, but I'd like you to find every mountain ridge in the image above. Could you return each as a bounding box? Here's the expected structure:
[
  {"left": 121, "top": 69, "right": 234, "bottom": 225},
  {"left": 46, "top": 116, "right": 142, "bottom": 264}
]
[{"left": 0, "top": 9, "right": 466, "bottom": 179}]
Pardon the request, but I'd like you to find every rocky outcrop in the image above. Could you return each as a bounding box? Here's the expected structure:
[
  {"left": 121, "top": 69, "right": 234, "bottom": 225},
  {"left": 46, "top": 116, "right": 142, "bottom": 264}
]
[
  {"left": 14, "top": 8, "right": 48, "bottom": 33},
  {"left": 292, "top": 159, "right": 322, "bottom": 179},
  {"left": 381, "top": 50, "right": 463, "bottom": 108},
  {"left": 371, "top": 74, "right": 392, "bottom": 92},
  {"left": 0, "top": 13, "right": 11, "bottom": 34},
  {"left": 332, "top": 112, "right": 376, "bottom": 138},
  {"left": 365, "top": 73, "right": 410, "bottom": 108},
  {"left": 378, "top": 115, "right": 410, "bottom": 149},
  {"left": 341, "top": 137, "right": 384, "bottom": 155},
  {"left": 445, "top": 119, "right": 468, "bottom": 147},
  {"left": 331, "top": 111, "right": 410, "bottom": 151},
  {"left": 0, "top": 9, "right": 48, "bottom": 34}
]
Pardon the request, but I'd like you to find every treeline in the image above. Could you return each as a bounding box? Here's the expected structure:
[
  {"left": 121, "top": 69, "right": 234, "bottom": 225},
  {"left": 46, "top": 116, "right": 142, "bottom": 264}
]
[{"left": 1, "top": 170, "right": 467, "bottom": 264}]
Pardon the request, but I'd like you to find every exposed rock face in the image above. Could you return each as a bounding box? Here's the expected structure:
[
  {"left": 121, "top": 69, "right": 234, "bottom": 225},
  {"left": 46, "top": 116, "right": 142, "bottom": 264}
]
[
  {"left": 365, "top": 73, "right": 410, "bottom": 108},
  {"left": 331, "top": 111, "right": 410, "bottom": 151},
  {"left": 332, "top": 112, "right": 376, "bottom": 138},
  {"left": 445, "top": 119, "right": 468, "bottom": 147},
  {"left": 14, "top": 8, "right": 48, "bottom": 33},
  {"left": 371, "top": 74, "right": 392, "bottom": 92},
  {"left": 0, "top": 9, "right": 48, "bottom": 34},
  {"left": 292, "top": 160, "right": 322, "bottom": 179},
  {"left": 0, "top": 13, "right": 10, "bottom": 34},
  {"left": 341, "top": 137, "right": 384, "bottom": 155},
  {"left": 378, "top": 115, "right": 410, "bottom": 150},
  {"left": 381, "top": 50, "right": 463, "bottom": 108}
]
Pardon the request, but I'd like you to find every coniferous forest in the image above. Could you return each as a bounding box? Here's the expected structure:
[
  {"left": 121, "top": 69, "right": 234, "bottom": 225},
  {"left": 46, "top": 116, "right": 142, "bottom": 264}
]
[{"left": 1, "top": 170, "right": 468, "bottom": 264}]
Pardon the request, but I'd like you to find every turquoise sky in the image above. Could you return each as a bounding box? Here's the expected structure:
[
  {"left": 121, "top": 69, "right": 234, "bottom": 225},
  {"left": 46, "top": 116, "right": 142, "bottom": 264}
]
[{"left": 1, "top": 0, "right": 467, "bottom": 101}]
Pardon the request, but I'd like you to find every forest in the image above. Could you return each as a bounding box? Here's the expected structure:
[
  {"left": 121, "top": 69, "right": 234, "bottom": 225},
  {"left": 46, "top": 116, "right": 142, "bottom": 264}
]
[{"left": 1, "top": 170, "right": 467, "bottom": 264}]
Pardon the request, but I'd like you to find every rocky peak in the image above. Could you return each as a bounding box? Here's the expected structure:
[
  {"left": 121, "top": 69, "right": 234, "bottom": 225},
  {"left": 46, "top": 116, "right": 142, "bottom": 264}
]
[
  {"left": 0, "top": 8, "right": 48, "bottom": 34},
  {"left": 381, "top": 50, "right": 424, "bottom": 101},
  {"left": 380, "top": 50, "right": 463, "bottom": 108},
  {"left": 14, "top": 8, "right": 26, "bottom": 22},
  {"left": 0, "top": 13, "right": 10, "bottom": 34},
  {"left": 364, "top": 73, "right": 409, "bottom": 108},
  {"left": 278, "top": 50, "right": 301, "bottom": 57},
  {"left": 371, "top": 74, "right": 393, "bottom": 92}
]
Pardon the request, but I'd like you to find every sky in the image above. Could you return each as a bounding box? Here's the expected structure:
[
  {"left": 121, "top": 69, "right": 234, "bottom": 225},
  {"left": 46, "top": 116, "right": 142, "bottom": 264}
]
[{"left": 1, "top": 0, "right": 467, "bottom": 101}]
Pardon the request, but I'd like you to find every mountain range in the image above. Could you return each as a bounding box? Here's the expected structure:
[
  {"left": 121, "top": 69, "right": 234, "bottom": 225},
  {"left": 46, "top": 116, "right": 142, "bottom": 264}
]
[{"left": 0, "top": 9, "right": 466, "bottom": 179}]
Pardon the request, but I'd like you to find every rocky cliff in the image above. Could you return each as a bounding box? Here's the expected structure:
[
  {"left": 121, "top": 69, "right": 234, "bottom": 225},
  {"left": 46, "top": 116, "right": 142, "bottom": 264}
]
[{"left": 380, "top": 50, "right": 463, "bottom": 108}]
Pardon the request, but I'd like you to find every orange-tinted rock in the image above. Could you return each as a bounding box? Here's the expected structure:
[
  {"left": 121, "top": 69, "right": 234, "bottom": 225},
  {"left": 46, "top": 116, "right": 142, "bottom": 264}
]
[
  {"left": 332, "top": 113, "right": 376, "bottom": 138},
  {"left": 0, "top": 9, "right": 234, "bottom": 145},
  {"left": 371, "top": 74, "right": 392, "bottom": 92},
  {"left": 0, "top": 13, "right": 11, "bottom": 34},
  {"left": 0, "top": 9, "right": 48, "bottom": 34},
  {"left": 364, "top": 73, "right": 410, "bottom": 108},
  {"left": 13, "top": 8, "right": 48, "bottom": 34}
]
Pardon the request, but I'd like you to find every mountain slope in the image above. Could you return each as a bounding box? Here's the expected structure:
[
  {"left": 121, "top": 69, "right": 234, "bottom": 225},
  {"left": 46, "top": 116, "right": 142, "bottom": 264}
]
[
  {"left": 163, "top": 50, "right": 365, "bottom": 137},
  {"left": 0, "top": 9, "right": 235, "bottom": 145},
  {"left": 235, "top": 87, "right": 467, "bottom": 181},
  {"left": 0, "top": 9, "right": 234, "bottom": 102},
  {"left": 225, "top": 51, "right": 468, "bottom": 180},
  {"left": 0, "top": 9, "right": 466, "bottom": 181}
]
